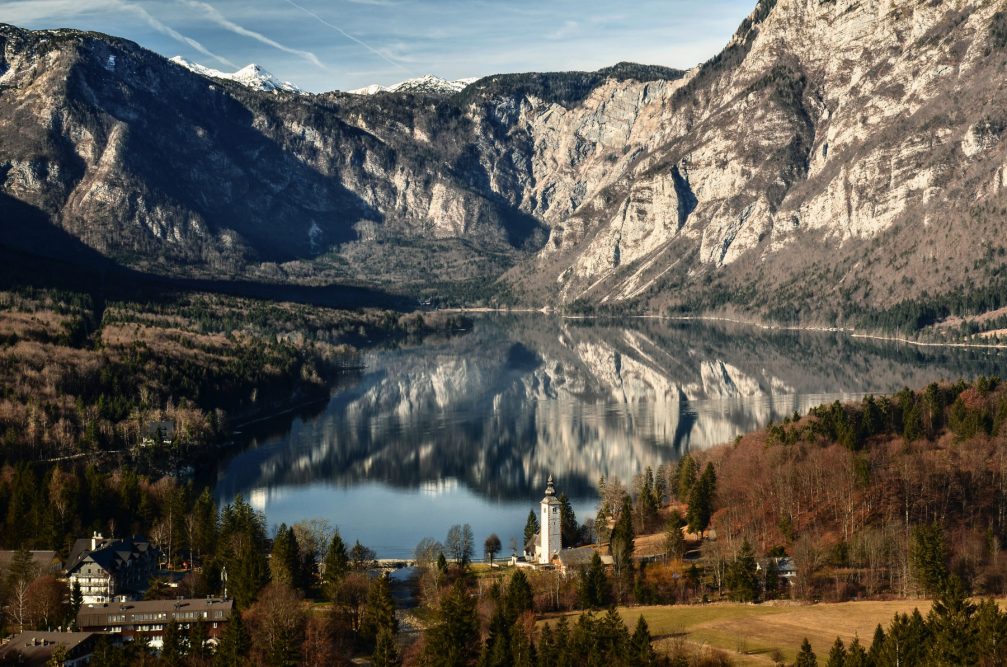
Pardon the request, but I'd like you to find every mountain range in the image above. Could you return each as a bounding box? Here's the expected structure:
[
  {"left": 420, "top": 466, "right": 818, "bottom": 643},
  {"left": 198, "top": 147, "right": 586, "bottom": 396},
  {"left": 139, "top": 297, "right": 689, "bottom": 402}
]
[{"left": 2, "top": 1, "right": 1007, "bottom": 330}]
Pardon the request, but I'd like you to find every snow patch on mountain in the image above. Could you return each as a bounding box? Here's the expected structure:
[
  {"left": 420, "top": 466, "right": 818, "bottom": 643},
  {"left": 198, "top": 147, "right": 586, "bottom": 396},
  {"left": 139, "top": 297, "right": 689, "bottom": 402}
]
[
  {"left": 170, "top": 57, "right": 303, "bottom": 94},
  {"left": 349, "top": 74, "right": 478, "bottom": 96}
]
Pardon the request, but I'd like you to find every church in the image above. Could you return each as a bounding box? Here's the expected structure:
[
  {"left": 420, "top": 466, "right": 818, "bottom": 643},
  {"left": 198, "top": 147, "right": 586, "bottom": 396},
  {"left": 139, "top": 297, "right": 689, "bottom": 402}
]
[{"left": 524, "top": 476, "right": 562, "bottom": 565}]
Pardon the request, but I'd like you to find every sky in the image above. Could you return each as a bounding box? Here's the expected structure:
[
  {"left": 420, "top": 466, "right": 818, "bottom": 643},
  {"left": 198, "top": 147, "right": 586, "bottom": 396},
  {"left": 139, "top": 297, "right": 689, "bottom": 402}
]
[{"left": 2, "top": 0, "right": 757, "bottom": 93}]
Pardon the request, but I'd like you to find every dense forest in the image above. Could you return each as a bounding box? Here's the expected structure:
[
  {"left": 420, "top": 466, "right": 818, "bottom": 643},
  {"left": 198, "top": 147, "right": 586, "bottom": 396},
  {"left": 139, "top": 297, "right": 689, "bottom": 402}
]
[
  {"left": 0, "top": 287, "right": 469, "bottom": 463},
  {"left": 6, "top": 359, "right": 1007, "bottom": 664}
]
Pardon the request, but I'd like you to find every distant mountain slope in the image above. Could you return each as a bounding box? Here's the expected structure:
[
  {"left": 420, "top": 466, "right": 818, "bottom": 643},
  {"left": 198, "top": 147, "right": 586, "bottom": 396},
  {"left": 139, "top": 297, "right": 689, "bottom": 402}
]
[{"left": 3, "top": 1, "right": 1007, "bottom": 330}]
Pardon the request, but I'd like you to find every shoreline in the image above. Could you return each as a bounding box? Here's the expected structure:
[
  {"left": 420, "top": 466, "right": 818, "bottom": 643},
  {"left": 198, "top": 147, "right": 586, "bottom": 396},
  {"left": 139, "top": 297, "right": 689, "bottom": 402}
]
[{"left": 434, "top": 307, "right": 1007, "bottom": 350}]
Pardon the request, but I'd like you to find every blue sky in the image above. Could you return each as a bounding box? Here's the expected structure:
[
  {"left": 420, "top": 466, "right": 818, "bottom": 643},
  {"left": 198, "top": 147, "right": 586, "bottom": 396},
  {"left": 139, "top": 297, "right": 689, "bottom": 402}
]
[{"left": 3, "top": 0, "right": 757, "bottom": 92}]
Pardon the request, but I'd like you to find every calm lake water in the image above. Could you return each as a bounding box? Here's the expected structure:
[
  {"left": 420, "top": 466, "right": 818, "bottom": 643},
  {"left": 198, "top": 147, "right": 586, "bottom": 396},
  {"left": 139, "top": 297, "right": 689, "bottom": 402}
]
[{"left": 213, "top": 316, "right": 1007, "bottom": 558}]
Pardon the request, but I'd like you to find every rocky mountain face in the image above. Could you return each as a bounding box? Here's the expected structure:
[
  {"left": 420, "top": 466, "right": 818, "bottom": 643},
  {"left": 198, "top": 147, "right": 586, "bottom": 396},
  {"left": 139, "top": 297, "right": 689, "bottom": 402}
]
[{"left": 3, "top": 1, "right": 1007, "bottom": 325}]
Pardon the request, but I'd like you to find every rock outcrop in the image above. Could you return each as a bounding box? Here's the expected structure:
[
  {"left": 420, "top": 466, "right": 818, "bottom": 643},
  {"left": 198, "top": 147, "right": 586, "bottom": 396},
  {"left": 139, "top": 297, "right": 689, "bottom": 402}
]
[{"left": 3, "top": 0, "right": 1007, "bottom": 322}]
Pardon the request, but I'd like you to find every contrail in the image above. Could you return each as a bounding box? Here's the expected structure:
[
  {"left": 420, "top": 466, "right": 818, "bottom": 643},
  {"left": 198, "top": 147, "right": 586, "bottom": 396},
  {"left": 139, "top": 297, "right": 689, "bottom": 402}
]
[
  {"left": 280, "top": 0, "right": 413, "bottom": 75},
  {"left": 116, "top": 0, "right": 238, "bottom": 68},
  {"left": 181, "top": 0, "right": 327, "bottom": 69}
]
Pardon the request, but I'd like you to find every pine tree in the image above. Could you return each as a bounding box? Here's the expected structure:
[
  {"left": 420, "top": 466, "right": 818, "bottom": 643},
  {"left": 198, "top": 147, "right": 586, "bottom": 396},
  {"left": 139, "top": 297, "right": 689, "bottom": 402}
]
[
  {"left": 686, "top": 463, "right": 716, "bottom": 537},
  {"left": 189, "top": 620, "right": 210, "bottom": 660},
  {"left": 69, "top": 581, "right": 83, "bottom": 627},
  {"left": 523, "top": 511, "right": 539, "bottom": 554},
  {"left": 505, "top": 570, "right": 534, "bottom": 621},
  {"left": 537, "top": 623, "right": 558, "bottom": 667},
  {"left": 825, "top": 637, "right": 846, "bottom": 667},
  {"left": 927, "top": 575, "right": 977, "bottom": 666},
  {"left": 725, "top": 539, "right": 759, "bottom": 602},
  {"left": 844, "top": 637, "right": 868, "bottom": 667},
  {"left": 578, "top": 552, "right": 609, "bottom": 609},
  {"left": 478, "top": 606, "right": 512, "bottom": 667},
  {"left": 161, "top": 620, "right": 187, "bottom": 667},
  {"left": 610, "top": 495, "right": 635, "bottom": 596},
  {"left": 361, "top": 573, "right": 398, "bottom": 649},
  {"left": 867, "top": 624, "right": 885, "bottom": 665},
  {"left": 372, "top": 625, "right": 402, "bottom": 667},
  {"left": 909, "top": 523, "right": 948, "bottom": 595},
  {"left": 974, "top": 598, "right": 1007, "bottom": 664},
  {"left": 795, "top": 638, "right": 817, "bottom": 667},
  {"left": 509, "top": 620, "right": 535, "bottom": 667},
  {"left": 422, "top": 581, "right": 480, "bottom": 667},
  {"left": 270, "top": 524, "right": 301, "bottom": 586},
  {"left": 629, "top": 616, "right": 658, "bottom": 667},
  {"left": 675, "top": 454, "right": 699, "bottom": 501},
  {"left": 214, "top": 608, "right": 251, "bottom": 667},
  {"left": 559, "top": 493, "right": 579, "bottom": 547},
  {"left": 322, "top": 530, "right": 349, "bottom": 600},
  {"left": 763, "top": 558, "right": 780, "bottom": 601}
]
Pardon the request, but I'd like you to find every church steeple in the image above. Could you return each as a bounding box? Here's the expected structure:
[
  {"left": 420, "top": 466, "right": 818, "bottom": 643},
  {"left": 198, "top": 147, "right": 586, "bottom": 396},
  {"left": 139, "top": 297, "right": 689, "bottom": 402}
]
[{"left": 539, "top": 474, "right": 561, "bottom": 564}]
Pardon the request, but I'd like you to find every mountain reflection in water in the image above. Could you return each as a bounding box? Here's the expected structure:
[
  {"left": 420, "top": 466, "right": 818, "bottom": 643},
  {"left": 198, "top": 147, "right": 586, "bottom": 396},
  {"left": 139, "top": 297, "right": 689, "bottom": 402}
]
[{"left": 214, "top": 316, "right": 1007, "bottom": 556}]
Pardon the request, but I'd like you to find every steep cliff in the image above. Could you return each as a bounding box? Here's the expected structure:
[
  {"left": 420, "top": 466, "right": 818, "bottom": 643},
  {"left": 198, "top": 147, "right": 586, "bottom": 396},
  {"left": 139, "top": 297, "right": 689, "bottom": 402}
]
[{"left": 3, "top": 0, "right": 1007, "bottom": 327}]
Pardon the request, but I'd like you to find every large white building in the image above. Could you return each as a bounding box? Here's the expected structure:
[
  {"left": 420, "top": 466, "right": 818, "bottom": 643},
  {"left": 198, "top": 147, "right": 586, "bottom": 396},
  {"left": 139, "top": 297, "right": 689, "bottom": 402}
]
[{"left": 524, "top": 476, "right": 562, "bottom": 565}]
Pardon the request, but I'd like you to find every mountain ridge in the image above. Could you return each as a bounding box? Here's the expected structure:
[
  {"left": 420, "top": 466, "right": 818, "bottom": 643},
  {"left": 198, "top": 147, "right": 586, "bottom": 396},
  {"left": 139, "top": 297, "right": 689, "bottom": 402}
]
[{"left": 3, "top": 2, "right": 1007, "bottom": 333}]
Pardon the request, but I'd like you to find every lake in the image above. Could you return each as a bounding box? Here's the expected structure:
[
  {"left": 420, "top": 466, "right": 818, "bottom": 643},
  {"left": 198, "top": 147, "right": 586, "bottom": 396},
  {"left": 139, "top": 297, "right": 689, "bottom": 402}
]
[{"left": 213, "top": 315, "right": 1007, "bottom": 558}]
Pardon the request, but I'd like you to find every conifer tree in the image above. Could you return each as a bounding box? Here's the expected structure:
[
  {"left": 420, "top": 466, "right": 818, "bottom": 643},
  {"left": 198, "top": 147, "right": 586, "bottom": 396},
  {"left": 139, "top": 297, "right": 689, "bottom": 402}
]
[
  {"left": 422, "top": 581, "right": 480, "bottom": 667},
  {"left": 361, "top": 573, "right": 398, "bottom": 649},
  {"left": 763, "top": 558, "right": 780, "bottom": 601},
  {"left": 161, "top": 620, "right": 187, "bottom": 667},
  {"left": 213, "top": 608, "right": 250, "bottom": 667},
  {"left": 795, "top": 638, "right": 817, "bottom": 667},
  {"left": 909, "top": 523, "right": 948, "bottom": 595},
  {"left": 509, "top": 620, "right": 535, "bottom": 667},
  {"left": 629, "top": 616, "right": 658, "bottom": 667},
  {"left": 270, "top": 524, "right": 301, "bottom": 586},
  {"left": 523, "top": 511, "right": 539, "bottom": 553},
  {"left": 867, "top": 624, "right": 885, "bottom": 665},
  {"left": 973, "top": 598, "right": 1007, "bottom": 664},
  {"left": 478, "top": 606, "right": 512, "bottom": 667},
  {"left": 725, "top": 539, "right": 759, "bottom": 602},
  {"left": 372, "top": 625, "right": 402, "bottom": 667},
  {"left": 825, "top": 637, "right": 846, "bottom": 667},
  {"left": 189, "top": 619, "right": 210, "bottom": 660},
  {"left": 675, "top": 454, "right": 699, "bottom": 501},
  {"left": 610, "top": 495, "right": 635, "bottom": 596},
  {"left": 844, "top": 637, "right": 868, "bottom": 667},
  {"left": 927, "top": 575, "right": 977, "bottom": 666},
  {"left": 537, "top": 623, "right": 557, "bottom": 667},
  {"left": 506, "top": 570, "right": 534, "bottom": 621},
  {"left": 578, "top": 552, "right": 609, "bottom": 609},
  {"left": 322, "top": 530, "right": 349, "bottom": 600},
  {"left": 559, "top": 493, "right": 579, "bottom": 547},
  {"left": 686, "top": 463, "right": 716, "bottom": 537}
]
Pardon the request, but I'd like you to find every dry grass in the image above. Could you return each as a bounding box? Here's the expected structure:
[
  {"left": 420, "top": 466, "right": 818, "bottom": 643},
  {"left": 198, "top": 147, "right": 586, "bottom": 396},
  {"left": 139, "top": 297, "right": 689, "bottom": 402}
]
[{"left": 554, "top": 600, "right": 941, "bottom": 665}]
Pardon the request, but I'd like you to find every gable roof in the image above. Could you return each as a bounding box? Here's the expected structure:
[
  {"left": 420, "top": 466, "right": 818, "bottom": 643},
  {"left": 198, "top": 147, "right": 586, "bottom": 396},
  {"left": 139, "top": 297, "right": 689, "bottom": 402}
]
[{"left": 66, "top": 536, "right": 157, "bottom": 576}]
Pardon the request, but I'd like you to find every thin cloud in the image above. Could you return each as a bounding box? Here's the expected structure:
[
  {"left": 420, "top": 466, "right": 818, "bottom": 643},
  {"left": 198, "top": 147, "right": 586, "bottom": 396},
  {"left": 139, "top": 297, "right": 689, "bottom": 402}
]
[
  {"left": 280, "top": 0, "right": 413, "bottom": 75},
  {"left": 115, "top": 0, "right": 237, "bottom": 68},
  {"left": 180, "top": 0, "right": 327, "bottom": 69}
]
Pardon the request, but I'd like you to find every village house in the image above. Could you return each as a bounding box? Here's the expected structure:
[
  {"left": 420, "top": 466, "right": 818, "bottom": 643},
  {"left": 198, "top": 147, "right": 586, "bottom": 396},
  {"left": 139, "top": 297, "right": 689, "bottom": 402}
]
[
  {"left": 66, "top": 533, "right": 160, "bottom": 604},
  {"left": 0, "top": 631, "right": 103, "bottom": 667},
  {"left": 76, "top": 597, "right": 233, "bottom": 650}
]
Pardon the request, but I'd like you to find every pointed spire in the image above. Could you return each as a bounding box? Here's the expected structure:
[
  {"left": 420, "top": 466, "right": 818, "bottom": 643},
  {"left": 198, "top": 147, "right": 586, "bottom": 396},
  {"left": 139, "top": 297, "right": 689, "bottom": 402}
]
[{"left": 545, "top": 475, "right": 555, "bottom": 496}]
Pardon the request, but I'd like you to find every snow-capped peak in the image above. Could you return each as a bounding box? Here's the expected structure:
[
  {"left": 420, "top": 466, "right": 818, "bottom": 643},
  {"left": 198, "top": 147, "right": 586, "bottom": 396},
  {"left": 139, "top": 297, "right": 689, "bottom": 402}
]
[
  {"left": 170, "top": 56, "right": 303, "bottom": 94},
  {"left": 349, "top": 74, "right": 477, "bottom": 96}
]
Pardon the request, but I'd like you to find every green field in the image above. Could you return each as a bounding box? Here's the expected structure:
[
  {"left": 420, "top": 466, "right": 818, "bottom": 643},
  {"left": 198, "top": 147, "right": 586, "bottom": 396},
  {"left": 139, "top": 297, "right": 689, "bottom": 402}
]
[{"left": 549, "top": 600, "right": 936, "bottom": 665}]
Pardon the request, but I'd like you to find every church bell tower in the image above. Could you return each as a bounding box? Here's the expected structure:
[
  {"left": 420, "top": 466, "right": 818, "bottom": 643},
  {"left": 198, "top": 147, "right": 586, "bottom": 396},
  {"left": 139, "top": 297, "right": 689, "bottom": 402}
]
[{"left": 539, "top": 475, "right": 561, "bottom": 564}]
